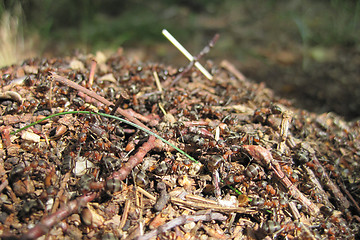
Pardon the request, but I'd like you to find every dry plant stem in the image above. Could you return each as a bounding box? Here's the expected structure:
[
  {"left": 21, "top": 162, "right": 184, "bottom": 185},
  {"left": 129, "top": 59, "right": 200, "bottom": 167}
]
[
  {"left": 213, "top": 170, "right": 222, "bottom": 200},
  {"left": 119, "top": 198, "right": 131, "bottom": 229},
  {"left": 303, "top": 166, "right": 333, "bottom": 207},
  {"left": 219, "top": 60, "right": 246, "bottom": 82},
  {"left": 136, "top": 186, "right": 156, "bottom": 201},
  {"left": 242, "top": 145, "right": 320, "bottom": 216},
  {"left": 288, "top": 201, "right": 301, "bottom": 220},
  {"left": 162, "top": 29, "right": 213, "bottom": 80},
  {"left": 136, "top": 212, "right": 227, "bottom": 240},
  {"left": 171, "top": 197, "right": 256, "bottom": 214},
  {"left": 88, "top": 59, "right": 97, "bottom": 87},
  {"left": 170, "top": 60, "right": 195, "bottom": 87},
  {"left": 51, "top": 172, "right": 71, "bottom": 214},
  {"left": 198, "top": 34, "right": 219, "bottom": 58},
  {"left": 51, "top": 73, "right": 150, "bottom": 131},
  {"left": 21, "top": 193, "right": 98, "bottom": 240},
  {"left": 336, "top": 176, "right": 360, "bottom": 214},
  {"left": 310, "top": 154, "right": 350, "bottom": 210},
  {"left": 278, "top": 111, "right": 292, "bottom": 154},
  {"left": 169, "top": 33, "right": 219, "bottom": 87}
]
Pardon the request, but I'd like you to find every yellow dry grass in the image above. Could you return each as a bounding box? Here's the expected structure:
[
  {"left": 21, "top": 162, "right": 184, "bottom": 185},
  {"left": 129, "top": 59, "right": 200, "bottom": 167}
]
[{"left": 0, "top": 3, "right": 35, "bottom": 68}]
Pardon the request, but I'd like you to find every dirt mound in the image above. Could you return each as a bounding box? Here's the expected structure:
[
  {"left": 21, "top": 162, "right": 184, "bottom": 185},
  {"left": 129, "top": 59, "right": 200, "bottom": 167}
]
[{"left": 0, "top": 52, "right": 359, "bottom": 239}]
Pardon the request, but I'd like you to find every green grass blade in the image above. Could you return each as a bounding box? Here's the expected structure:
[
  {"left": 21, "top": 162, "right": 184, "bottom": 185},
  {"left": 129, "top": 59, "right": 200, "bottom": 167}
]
[{"left": 11, "top": 110, "right": 198, "bottom": 163}]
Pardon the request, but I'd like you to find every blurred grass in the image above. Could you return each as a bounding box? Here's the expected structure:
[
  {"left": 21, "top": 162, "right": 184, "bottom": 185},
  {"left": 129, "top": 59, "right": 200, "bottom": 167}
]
[
  {"left": 0, "top": 2, "right": 24, "bottom": 67},
  {"left": 0, "top": 0, "right": 360, "bottom": 119},
  {"left": 0, "top": 0, "right": 359, "bottom": 65}
]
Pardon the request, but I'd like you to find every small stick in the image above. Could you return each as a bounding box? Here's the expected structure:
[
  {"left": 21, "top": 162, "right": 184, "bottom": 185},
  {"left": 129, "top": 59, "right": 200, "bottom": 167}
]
[
  {"left": 220, "top": 60, "right": 246, "bottom": 82},
  {"left": 278, "top": 111, "right": 292, "bottom": 154},
  {"left": 111, "top": 135, "right": 157, "bottom": 181},
  {"left": 153, "top": 71, "right": 163, "bottom": 93},
  {"left": 51, "top": 172, "right": 71, "bottom": 214},
  {"left": 51, "top": 73, "right": 150, "bottom": 131},
  {"left": 88, "top": 59, "right": 97, "bottom": 87},
  {"left": 136, "top": 212, "right": 227, "bottom": 240},
  {"left": 21, "top": 193, "right": 98, "bottom": 240},
  {"left": 169, "top": 33, "right": 219, "bottom": 87},
  {"left": 119, "top": 198, "right": 131, "bottom": 229},
  {"left": 303, "top": 166, "right": 333, "bottom": 207},
  {"left": 137, "top": 186, "right": 156, "bottom": 201},
  {"left": 213, "top": 170, "right": 222, "bottom": 200},
  {"left": 162, "top": 29, "right": 213, "bottom": 80},
  {"left": 309, "top": 154, "right": 350, "bottom": 210},
  {"left": 242, "top": 145, "right": 320, "bottom": 216},
  {"left": 171, "top": 197, "right": 256, "bottom": 214},
  {"left": 288, "top": 201, "right": 301, "bottom": 220}
]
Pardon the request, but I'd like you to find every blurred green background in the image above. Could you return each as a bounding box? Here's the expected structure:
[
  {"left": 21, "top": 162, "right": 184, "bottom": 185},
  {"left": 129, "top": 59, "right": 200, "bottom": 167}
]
[{"left": 1, "top": 0, "right": 360, "bottom": 119}]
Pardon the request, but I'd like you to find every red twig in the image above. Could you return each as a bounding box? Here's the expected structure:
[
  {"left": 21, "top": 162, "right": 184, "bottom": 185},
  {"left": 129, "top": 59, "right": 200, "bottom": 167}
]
[
  {"left": 111, "top": 135, "right": 156, "bottom": 181},
  {"left": 88, "top": 135, "right": 157, "bottom": 191},
  {"left": 309, "top": 154, "right": 350, "bottom": 210},
  {"left": 21, "top": 193, "right": 97, "bottom": 240},
  {"left": 242, "top": 145, "right": 320, "bottom": 216},
  {"left": 0, "top": 125, "right": 12, "bottom": 148},
  {"left": 51, "top": 73, "right": 150, "bottom": 131},
  {"left": 136, "top": 211, "right": 227, "bottom": 240},
  {"left": 88, "top": 59, "right": 97, "bottom": 87}
]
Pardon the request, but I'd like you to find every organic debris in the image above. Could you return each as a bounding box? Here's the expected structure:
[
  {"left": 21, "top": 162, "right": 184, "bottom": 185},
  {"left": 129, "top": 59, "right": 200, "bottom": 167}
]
[{"left": 0, "top": 49, "right": 360, "bottom": 239}]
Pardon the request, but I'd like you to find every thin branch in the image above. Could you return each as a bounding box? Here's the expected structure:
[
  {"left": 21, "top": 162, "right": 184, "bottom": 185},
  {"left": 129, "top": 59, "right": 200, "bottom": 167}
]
[
  {"left": 136, "top": 211, "right": 227, "bottom": 240},
  {"left": 310, "top": 154, "right": 350, "bottom": 210},
  {"left": 111, "top": 135, "right": 156, "bottom": 181},
  {"left": 51, "top": 73, "right": 150, "bottom": 131},
  {"left": 162, "top": 29, "right": 213, "bottom": 80},
  {"left": 242, "top": 145, "right": 320, "bottom": 216},
  {"left": 168, "top": 33, "right": 219, "bottom": 87},
  {"left": 21, "top": 193, "right": 98, "bottom": 240}
]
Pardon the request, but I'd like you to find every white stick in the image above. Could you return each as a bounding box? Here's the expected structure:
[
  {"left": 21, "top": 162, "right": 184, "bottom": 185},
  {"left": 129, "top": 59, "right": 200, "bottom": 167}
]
[{"left": 162, "top": 29, "right": 213, "bottom": 80}]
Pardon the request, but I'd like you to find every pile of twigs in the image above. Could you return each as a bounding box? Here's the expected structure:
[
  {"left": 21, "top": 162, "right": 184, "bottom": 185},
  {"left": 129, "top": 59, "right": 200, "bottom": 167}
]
[{"left": 0, "top": 41, "right": 360, "bottom": 239}]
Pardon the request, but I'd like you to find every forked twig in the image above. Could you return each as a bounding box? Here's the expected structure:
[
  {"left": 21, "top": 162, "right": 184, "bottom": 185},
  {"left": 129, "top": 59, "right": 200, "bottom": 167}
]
[
  {"left": 162, "top": 29, "right": 213, "bottom": 81},
  {"left": 170, "top": 34, "right": 219, "bottom": 87}
]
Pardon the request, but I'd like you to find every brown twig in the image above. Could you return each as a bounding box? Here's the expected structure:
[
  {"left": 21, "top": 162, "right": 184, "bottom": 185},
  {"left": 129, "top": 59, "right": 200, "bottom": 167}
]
[
  {"left": 337, "top": 176, "right": 360, "bottom": 214},
  {"left": 21, "top": 193, "right": 98, "bottom": 240},
  {"left": 51, "top": 73, "right": 150, "bottom": 131},
  {"left": 88, "top": 59, "right": 97, "bottom": 87},
  {"left": 119, "top": 198, "right": 131, "bottom": 229},
  {"left": 219, "top": 60, "right": 246, "bottom": 82},
  {"left": 169, "top": 34, "right": 219, "bottom": 87},
  {"left": 111, "top": 135, "right": 156, "bottom": 181},
  {"left": 51, "top": 172, "right": 71, "bottom": 214},
  {"left": 309, "top": 154, "right": 350, "bottom": 210},
  {"left": 242, "top": 145, "right": 320, "bottom": 216},
  {"left": 303, "top": 165, "right": 333, "bottom": 207},
  {"left": 136, "top": 211, "right": 227, "bottom": 240}
]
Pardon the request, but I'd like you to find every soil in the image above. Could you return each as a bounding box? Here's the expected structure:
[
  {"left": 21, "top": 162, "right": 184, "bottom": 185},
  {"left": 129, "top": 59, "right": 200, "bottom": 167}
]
[{"left": 0, "top": 50, "right": 360, "bottom": 239}]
